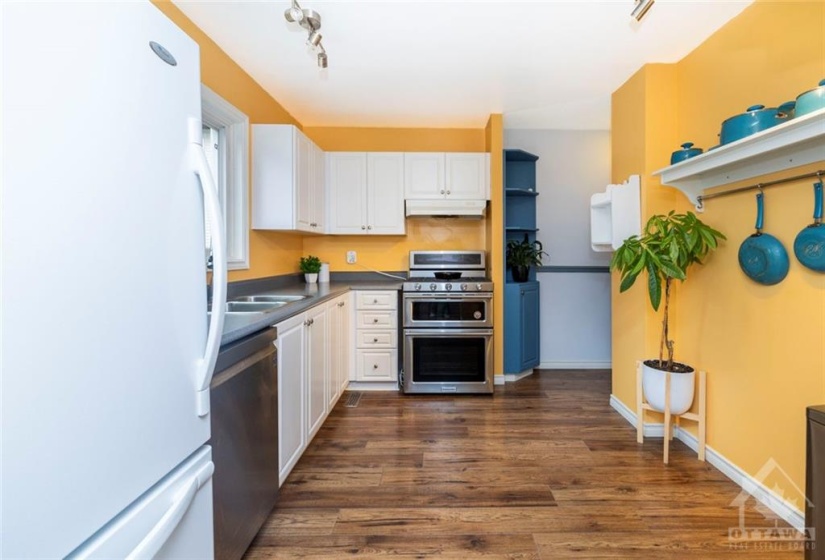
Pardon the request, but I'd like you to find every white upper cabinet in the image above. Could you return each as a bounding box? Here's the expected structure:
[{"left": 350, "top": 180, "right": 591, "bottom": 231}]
[
  {"left": 404, "top": 153, "right": 445, "bottom": 199},
  {"left": 327, "top": 152, "right": 405, "bottom": 235},
  {"left": 404, "top": 152, "right": 489, "bottom": 200},
  {"left": 252, "top": 124, "right": 325, "bottom": 233}
]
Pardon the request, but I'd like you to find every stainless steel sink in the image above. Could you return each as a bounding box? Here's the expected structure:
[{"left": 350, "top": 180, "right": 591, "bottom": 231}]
[
  {"left": 225, "top": 301, "right": 286, "bottom": 312},
  {"left": 232, "top": 295, "right": 308, "bottom": 303}
]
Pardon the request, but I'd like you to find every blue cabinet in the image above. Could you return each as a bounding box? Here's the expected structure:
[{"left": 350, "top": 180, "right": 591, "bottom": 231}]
[
  {"left": 504, "top": 282, "right": 540, "bottom": 373},
  {"left": 503, "top": 149, "right": 542, "bottom": 374}
]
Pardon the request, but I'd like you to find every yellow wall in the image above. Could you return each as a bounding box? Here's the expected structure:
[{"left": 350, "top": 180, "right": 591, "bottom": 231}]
[
  {"left": 152, "top": 1, "right": 304, "bottom": 282},
  {"left": 612, "top": 0, "right": 825, "bottom": 505},
  {"left": 485, "top": 115, "right": 505, "bottom": 377}
]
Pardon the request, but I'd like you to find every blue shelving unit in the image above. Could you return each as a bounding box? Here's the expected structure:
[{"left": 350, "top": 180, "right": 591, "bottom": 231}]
[{"left": 504, "top": 149, "right": 541, "bottom": 374}]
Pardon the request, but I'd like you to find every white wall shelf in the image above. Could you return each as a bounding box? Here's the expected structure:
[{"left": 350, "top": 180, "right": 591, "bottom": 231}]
[
  {"left": 654, "top": 108, "right": 825, "bottom": 210},
  {"left": 590, "top": 175, "right": 641, "bottom": 252}
]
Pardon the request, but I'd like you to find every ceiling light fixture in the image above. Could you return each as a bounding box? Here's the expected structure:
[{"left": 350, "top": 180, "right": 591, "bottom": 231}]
[
  {"left": 283, "top": 0, "right": 328, "bottom": 68},
  {"left": 631, "top": 0, "right": 655, "bottom": 21}
]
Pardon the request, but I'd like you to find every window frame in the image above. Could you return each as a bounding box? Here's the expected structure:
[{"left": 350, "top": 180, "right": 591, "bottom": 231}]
[{"left": 201, "top": 85, "right": 249, "bottom": 271}]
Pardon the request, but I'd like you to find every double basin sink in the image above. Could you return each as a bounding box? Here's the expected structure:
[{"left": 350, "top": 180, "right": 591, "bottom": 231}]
[{"left": 209, "top": 294, "right": 309, "bottom": 332}]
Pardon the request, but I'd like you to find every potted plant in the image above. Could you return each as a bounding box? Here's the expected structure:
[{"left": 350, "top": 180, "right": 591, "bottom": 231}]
[
  {"left": 299, "top": 255, "right": 322, "bottom": 284},
  {"left": 506, "top": 236, "right": 548, "bottom": 282},
  {"left": 610, "top": 211, "right": 725, "bottom": 415}
]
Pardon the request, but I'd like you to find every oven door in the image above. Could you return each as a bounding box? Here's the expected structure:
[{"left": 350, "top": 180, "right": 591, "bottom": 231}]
[
  {"left": 402, "top": 293, "right": 493, "bottom": 328},
  {"left": 403, "top": 328, "right": 493, "bottom": 394}
]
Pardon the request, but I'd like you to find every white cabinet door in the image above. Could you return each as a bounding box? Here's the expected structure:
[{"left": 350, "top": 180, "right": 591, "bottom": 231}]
[
  {"left": 367, "top": 153, "right": 405, "bottom": 234},
  {"left": 356, "top": 350, "right": 398, "bottom": 382},
  {"left": 445, "top": 153, "right": 487, "bottom": 200},
  {"left": 341, "top": 293, "right": 353, "bottom": 393},
  {"left": 311, "top": 142, "right": 326, "bottom": 232},
  {"left": 305, "top": 304, "right": 328, "bottom": 440},
  {"left": 327, "top": 152, "right": 368, "bottom": 235},
  {"left": 326, "top": 296, "right": 342, "bottom": 409},
  {"left": 276, "top": 313, "right": 306, "bottom": 485},
  {"left": 404, "top": 153, "right": 445, "bottom": 199},
  {"left": 295, "top": 131, "right": 313, "bottom": 232}
]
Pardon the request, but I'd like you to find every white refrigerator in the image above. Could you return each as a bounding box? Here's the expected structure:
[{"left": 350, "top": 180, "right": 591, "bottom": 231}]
[{"left": 1, "top": 1, "right": 227, "bottom": 558}]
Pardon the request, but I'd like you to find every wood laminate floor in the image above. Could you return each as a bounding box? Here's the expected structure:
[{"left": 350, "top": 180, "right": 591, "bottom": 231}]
[{"left": 245, "top": 371, "right": 806, "bottom": 559}]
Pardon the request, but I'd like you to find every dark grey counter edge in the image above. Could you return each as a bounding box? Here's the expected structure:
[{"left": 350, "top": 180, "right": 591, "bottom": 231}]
[{"left": 217, "top": 279, "right": 404, "bottom": 347}]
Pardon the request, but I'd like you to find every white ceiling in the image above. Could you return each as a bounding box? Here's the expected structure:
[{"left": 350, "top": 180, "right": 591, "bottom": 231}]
[{"left": 173, "top": 0, "right": 752, "bottom": 130}]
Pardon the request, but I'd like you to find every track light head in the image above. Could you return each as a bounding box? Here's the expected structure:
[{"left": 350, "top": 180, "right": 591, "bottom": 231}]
[
  {"left": 317, "top": 51, "right": 328, "bottom": 69},
  {"left": 308, "top": 30, "right": 322, "bottom": 47},
  {"left": 284, "top": 5, "right": 303, "bottom": 23},
  {"left": 631, "top": 0, "right": 654, "bottom": 21}
]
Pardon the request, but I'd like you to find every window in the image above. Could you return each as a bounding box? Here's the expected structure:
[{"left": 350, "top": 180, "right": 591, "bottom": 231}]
[{"left": 201, "top": 85, "right": 249, "bottom": 270}]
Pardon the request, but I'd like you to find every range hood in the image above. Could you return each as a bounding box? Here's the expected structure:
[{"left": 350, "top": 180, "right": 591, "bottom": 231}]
[{"left": 405, "top": 199, "right": 486, "bottom": 218}]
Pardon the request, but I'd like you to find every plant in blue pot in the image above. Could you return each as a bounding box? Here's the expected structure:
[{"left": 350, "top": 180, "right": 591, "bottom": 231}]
[{"left": 611, "top": 212, "right": 725, "bottom": 415}]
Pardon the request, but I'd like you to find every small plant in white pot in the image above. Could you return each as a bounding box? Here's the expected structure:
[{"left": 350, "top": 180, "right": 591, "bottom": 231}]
[
  {"left": 300, "top": 255, "right": 322, "bottom": 284},
  {"left": 610, "top": 211, "right": 725, "bottom": 415}
]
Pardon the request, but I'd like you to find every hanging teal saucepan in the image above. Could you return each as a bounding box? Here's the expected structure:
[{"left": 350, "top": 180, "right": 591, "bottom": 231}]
[
  {"left": 795, "top": 79, "right": 825, "bottom": 118},
  {"left": 794, "top": 181, "right": 825, "bottom": 272},
  {"left": 738, "top": 193, "right": 790, "bottom": 285}
]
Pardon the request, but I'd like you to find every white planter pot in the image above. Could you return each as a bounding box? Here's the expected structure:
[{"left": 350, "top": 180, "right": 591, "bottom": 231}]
[
  {"left": 304, "top": 273, "right": 318, "bottom": 284},
  {"left": 642, "top": 361, "right": 695, "bottom": 415}
]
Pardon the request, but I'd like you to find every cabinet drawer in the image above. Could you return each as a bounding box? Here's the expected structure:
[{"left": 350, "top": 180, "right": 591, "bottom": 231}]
[
  {"left": 356, "top": 330, "right": 396, "bottom": 349},
  {"left": 356, "top": 291, "right": 397, "bottom": 310},
  {"left": 356, "top": 310, "right": 397, "bottom": 329},
  {"left": 355, "top": 349, "right": 398, "bottom": 382}
]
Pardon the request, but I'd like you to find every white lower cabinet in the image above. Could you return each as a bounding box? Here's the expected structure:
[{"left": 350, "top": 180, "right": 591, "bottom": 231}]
[
  {"left": 276, "top": 293, "right": 352, "bottom": 485},
  {"left": 353, "top": 290, "right": 398, "bottom": 383}
]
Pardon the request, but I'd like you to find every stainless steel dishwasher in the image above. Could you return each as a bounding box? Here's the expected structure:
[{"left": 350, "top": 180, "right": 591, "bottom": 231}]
[{"left": 210, "top": 326, "right": 279, "bottom": 560}]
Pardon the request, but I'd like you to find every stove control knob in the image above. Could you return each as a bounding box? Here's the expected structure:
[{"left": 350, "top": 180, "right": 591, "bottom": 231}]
[
  {"left": 414, "top": 283, "right": 422, "bottom": 291},
  {"left": 445, "top": 283, "right": 453, "bottom": 291},
  {"left": 430, "top": 283, "right": 438, "bottom": 291},
  {"left": 476, "top": 283, "right": 483, "bottom": 291},
  {"left": 460, "top": 283, "right": 468, "bottom": 291}
]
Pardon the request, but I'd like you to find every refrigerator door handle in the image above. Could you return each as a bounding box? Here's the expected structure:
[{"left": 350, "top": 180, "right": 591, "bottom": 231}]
[
  {"left": 124, "top": 462, "right": 215, "bottom": 560},
  {"left": 190, "top": 117, "right": 227, "bottom": 417}
]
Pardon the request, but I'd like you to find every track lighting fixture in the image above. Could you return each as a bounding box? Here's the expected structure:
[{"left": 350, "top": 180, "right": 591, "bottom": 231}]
[
  {"left": 283, "top": 0, "right": 328, "bottom": 68},
  {"left": 631, "top": 0, "right": 654, "bottom": 21}
]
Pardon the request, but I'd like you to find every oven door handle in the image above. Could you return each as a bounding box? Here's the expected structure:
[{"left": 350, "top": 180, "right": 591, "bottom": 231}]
[
  {"left": 404, "top": 328, "right": 494, "bottom": 337},
  {"left": 403, "top": 293, "right": 492, "bottom": 301}
]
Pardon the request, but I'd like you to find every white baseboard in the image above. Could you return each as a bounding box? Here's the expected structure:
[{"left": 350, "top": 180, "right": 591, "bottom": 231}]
[
  {"left": 539, "top": 360, "right": 611, "bottom": 369},
  {"left": 346, "top": 381, "right": 399, "bottom": 392},
  {"left": 494, "top": 374, "right": 505, "bottom": 386},
  {"left": 504, "top": 369, "right": 534, "bottom": 382},
  {"left": 609, "top": 395, "right": 805, "bottom": 532}
]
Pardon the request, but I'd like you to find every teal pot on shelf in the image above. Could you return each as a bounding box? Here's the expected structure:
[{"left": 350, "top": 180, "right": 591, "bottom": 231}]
[
  {"left": 670, "top": 142, "right": 703, "bottom": 165},
  {"left": 719, "top": 104, "right": 792, "bottom": 145},
  {"left": 795, "top": 79, "right": 825, "bottom": 118},
  {"left": 512, "top": 266, "right": 530, "bottom": 282}
]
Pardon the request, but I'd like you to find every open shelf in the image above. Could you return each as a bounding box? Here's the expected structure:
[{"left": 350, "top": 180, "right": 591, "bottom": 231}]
[
  {"left": 654, "top": 108, "right": 825, "bottom": 210},
  {"left": 505, "top": 188, "right": 540, "bottom": 197}
]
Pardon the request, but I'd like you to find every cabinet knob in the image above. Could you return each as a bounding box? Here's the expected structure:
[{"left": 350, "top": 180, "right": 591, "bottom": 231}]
[
  {"left": 373, "top": 364, "right": 378, "bottom": 369},
  {"left": 338, "top": 302, "right": 345, "bottom": 307},
  {"left": 446, "top": 190, "right": 451, "bottom": 195},
  {"left": 373, "top": 318, "right": 379, "bottom": 323},
  {"left": 373, "top": 299, "right": 378, "bottom": 303},
  {"left": 440, "top": 190, "right": 445, "bottom": 195},
  {"left": 367, "top": 225, "right": 372, "bottom": 230},
  {"left": 361, "top": 225, "right": 366, "bottom": 230},
  {"left": 373, "top": 337, "right": 378, "bottom": 343}
]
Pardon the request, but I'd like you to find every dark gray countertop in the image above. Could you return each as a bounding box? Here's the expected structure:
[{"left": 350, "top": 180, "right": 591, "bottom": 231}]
[{"left": 218, "top": 280, "right": 403, "bottom": 346}]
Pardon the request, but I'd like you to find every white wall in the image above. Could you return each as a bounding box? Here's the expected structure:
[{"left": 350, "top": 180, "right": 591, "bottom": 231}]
[{"left": 504, "top": 129, "right": 612, "bottom": 368}]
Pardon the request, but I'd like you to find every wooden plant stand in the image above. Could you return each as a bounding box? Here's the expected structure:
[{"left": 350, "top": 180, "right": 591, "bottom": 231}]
[{"left": 636, "top": 361, "right": 707, "bottom": 465}]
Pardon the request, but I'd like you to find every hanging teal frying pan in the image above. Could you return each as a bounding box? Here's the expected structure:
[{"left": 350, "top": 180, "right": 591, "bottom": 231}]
[
  {"left": 738, "top": 192, "right": 790, "bottom": 285},
  {"left": 794, "top": 181, "right": 825, "bottom": 272}
]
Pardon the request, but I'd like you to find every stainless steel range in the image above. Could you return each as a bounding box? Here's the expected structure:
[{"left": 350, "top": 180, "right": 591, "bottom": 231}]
[{"left": 402, "top": 251, "right": 494, "bottom": 394}]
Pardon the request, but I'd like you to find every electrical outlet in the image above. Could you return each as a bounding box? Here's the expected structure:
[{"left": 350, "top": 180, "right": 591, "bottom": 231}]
[{"left": 346, "top": 251, "right": 357, "bottom": 264}]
